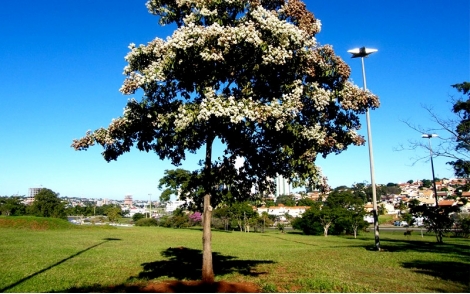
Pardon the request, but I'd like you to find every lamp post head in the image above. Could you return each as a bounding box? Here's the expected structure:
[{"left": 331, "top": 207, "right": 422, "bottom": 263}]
[
  {"left": 348, "top": 47, "right": 378, "bottom": 58},
  {"left": 421, "top": 134, "right": 438, "bottom": 139}
]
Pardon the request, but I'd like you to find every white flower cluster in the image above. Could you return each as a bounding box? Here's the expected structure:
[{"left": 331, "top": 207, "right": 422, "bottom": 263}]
[
  {"left": 307, "top": 82, "right": 334, "bottom": 111},
  {"left": 298, "top": 124, "right": 325, "bottom": 141},
  {"left": 171, "top": 82, "right": 307, "bottom": 131},
  {"left": 119, "top": 38, "right": 168, "bottom": 94},
  {"left": 93, "top": 128, "right": 116, "bottom": 146},
  {"left": 339, "top": 81, "right": 379, "bottom": 110},
  {"left": 107, "top": 0, "right": 377, "bottom": 157},
  {"left": 312, "top": 19, "right": 322, "bottom": 33},
  {"left": 125, "top": 2, "right": 319, "bottom": 94},
  {"left": 251, "top": 6, "right": 310, "bottom": 47}
]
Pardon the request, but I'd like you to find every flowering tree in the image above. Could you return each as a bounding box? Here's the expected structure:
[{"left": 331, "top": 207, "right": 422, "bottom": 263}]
[{"left": 72, "top": 0, "right": 378, "bottom": 282}]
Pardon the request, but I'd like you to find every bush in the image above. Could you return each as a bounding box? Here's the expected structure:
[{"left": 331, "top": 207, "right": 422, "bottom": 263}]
[
  {"left": 158, "top": 213, "right": 191, "bottom": 228},
  {"left": 171, "top": 215, "right": 191, "bottom": 228},
  {"left": 135, "top": 218, "right": 159, "bottom": 227},
  {"left": 132, "top": 213, "right": 145, "bottom": 222},
  {"left": 453, "top": 215, "right": 470, "bottom": 238},
  {"left": 292, "top": 210, "right": 323, "bottom": 235},
  {"left": 211, "top": 217, "right": 226, "bottom": 230}
]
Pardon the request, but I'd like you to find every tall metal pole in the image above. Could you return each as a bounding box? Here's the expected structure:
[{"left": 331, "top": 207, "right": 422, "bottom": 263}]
[
  {"left": 360, "top": 57, "right": 380, "bottom": 251},
  {"left": 149, "top": 193, "right": 152, "bottom": 218},
  {"left": 423, "top": 135, "right": 439, "bottom": 206}
]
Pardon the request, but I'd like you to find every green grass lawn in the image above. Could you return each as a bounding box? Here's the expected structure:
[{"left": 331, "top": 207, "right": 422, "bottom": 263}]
[{"left": 0, "top": 216, "right": 468, "bottom": 292}]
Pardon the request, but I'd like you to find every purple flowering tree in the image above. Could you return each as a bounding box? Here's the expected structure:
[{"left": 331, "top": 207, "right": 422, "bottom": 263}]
[{"left": 189, "top": 211, "right": 202, "bottom": 225}]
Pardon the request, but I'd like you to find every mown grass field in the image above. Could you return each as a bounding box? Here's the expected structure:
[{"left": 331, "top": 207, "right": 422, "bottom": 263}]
[{"left": 0, "top": 216, "right": 469, "bottom": 292}]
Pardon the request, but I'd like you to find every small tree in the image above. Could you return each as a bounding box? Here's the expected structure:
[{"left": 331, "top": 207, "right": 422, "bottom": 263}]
[
  {"left": 189, "top": 211, "right": 202, "bottom": 225},
  {"left": 377, "top": 203, "right": 387, "bottom": 215},
  {"left": 400, "top": 82, "right": 470, "bottom": 177},
  {"left": 295, "top": 190, "right": 364, "bottom": 236},
  {"left": 411, "top": 205, "right": 459, "bottom": 243},
  {"left": 72, "top": 0, "right": 378, "bottom": 282},
  {"left": 213, "top": 206, "right": 231, "bottom": 231},
  {"left": 400, "top": 212, "right": 414, "bottom": 226},
  {"left": 106, "top": 206, "right": 122, "bottom": 223},
  {"left": 0, "top": 196, "right": 26, "bottom": 216},
  {"left": 346, "top": 202, "right": 367, "bottom": 238},
  {"left": 259, "top": 211, "right": 272, "bottom": 232},
  {"left": 229, "top": 202, "right": 256, "bottom": 232},
  {"left": 318, "top": 206, "right": 337, "bottom": 237},
  {"left": 28, "top": 189, "right": 66, "bottom": 219},
  {"left": 453, "top": 214, "right": 470, "bottom": 238}
]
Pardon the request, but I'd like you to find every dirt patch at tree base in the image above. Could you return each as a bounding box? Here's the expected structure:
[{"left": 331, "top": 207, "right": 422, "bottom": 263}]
[
  {"left": 140, "top": 280, "right": 260, "bottom": 293},
  {"left": 95, "top": 280, "right": 260, "bottom": 293}
]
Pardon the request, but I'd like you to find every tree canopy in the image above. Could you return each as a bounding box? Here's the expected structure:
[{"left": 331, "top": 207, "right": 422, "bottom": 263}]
[
  {"left": 447, "top": 82, "right": 470, "bottom": 177},
  {"left": 72, "top": 0, "right": 378, "bottom": 204},
  {"left": 293, "top": 190, "right": 366, "bottom": 237},
  {"left": 275, "top": 194, "right": 296, "bottom": 206},
  {"left": 72, "top": 0, "right": 378, "bottom": 282},
  {"left": 28, "top": 188, "right": 66, "bottom": 219},
  {"left": 0, "top": 196, "right": 26, "bottom": 216},
  {"left": 401, "top": 82, "right": 470, "bottom": 178},
  {"left": 158, "top": 168, "right": 197, "bottom": 203}
]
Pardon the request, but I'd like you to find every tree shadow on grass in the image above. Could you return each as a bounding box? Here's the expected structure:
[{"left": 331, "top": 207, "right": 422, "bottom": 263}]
[
  {"left": 356, "top": 238, "right": 470, "bottom": 259},
  {"left": 340, "top": 238, "right": 470, "bottom": 291},
  {"left": 58, "top": 246, "right": 273, "bottom": 293},
  {"left": 0, "top": 238, "right": 121, "bottom": 293},
  {"left": 263, "top": 235, "right": 317, "bottom": 247},
  {"left": 285, "top": 231, "right": 304, "bottom": 235},
  {"left": 402, "top": 260, "right": 470, "bottom": 291},
  {"left": 133, "top": 246, "right": 274, "bottom": 280}
]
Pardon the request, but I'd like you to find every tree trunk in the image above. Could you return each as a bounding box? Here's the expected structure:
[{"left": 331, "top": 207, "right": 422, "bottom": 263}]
[
  {"left": 323, "top": 223, "right": 330, "bottom": 237},
  {"left": 352, "top": 225, "right": 357, "bottom": 239},
  {"left": 201, "top": 135, "right": 215, "bottom": 283},
  {"left": 202, "top": 193, "right": 214, "bottom": 283}
]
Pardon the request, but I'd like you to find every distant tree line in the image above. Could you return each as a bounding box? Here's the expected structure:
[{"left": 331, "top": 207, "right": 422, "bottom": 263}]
[{"left": 0, "top": 188, "right": 127, "bottom": 222}]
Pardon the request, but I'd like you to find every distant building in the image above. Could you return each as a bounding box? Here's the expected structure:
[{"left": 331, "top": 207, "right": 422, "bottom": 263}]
[
  {"left": 124, "top": 195, "right": 133, "bottom": 206},
  {"left": 255, "top": 204, "right": 309, "bottom": 220},
  {"left": 28, "top": 187, "right": 42, "bottom": 198},
  {"left": 275, "top": 175, "right": 290, "bottom": 197},
  {"left": 165, "top": 200, "right": 186, "bottom": 213}
]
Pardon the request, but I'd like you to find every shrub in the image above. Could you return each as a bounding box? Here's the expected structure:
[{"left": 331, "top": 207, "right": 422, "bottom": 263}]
[
  {"left": 453, "top": 214, "right": 470, "bottom": 238},
  {"left": 292, "top": 210, "right": 323, "bottom": 235},
  {"left": 135, "top": 218, "right": 158, "bottom": 227},
  {"left": 132, "top": 213, "right": 145, "bottom": 222},
  {"left": 171, "top": 215, "right": 191, "bottom": 228},
  {"left": 211, "top": 217, "right": 226, "bottom": 230},
  {"left": 158, "top": 213, "right": 190, "bottom": 228}
]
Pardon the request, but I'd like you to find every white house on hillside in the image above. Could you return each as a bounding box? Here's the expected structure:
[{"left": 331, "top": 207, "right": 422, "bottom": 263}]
[
  {"left": 165, "top": 200, "right": 186, "bottom": 213},
  {"left": 256, "top": 204, "right": 309, "bottom": 220}
]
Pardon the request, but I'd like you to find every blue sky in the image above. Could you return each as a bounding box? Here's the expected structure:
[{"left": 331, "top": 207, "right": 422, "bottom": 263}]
[{"left": 1, "top": 1, "right": 468, "bottom": 200}]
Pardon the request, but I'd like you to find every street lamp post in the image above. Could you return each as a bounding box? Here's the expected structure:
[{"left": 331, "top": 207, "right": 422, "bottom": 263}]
[
  {"left": 149, "top": 193, "right": 152, "bottom": 218},
  {"left": 348, "top": 47, "right": 380, "bottom": 251},
  {"left": 422, "top": 134, "right": 439, "bottom": 206}
]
